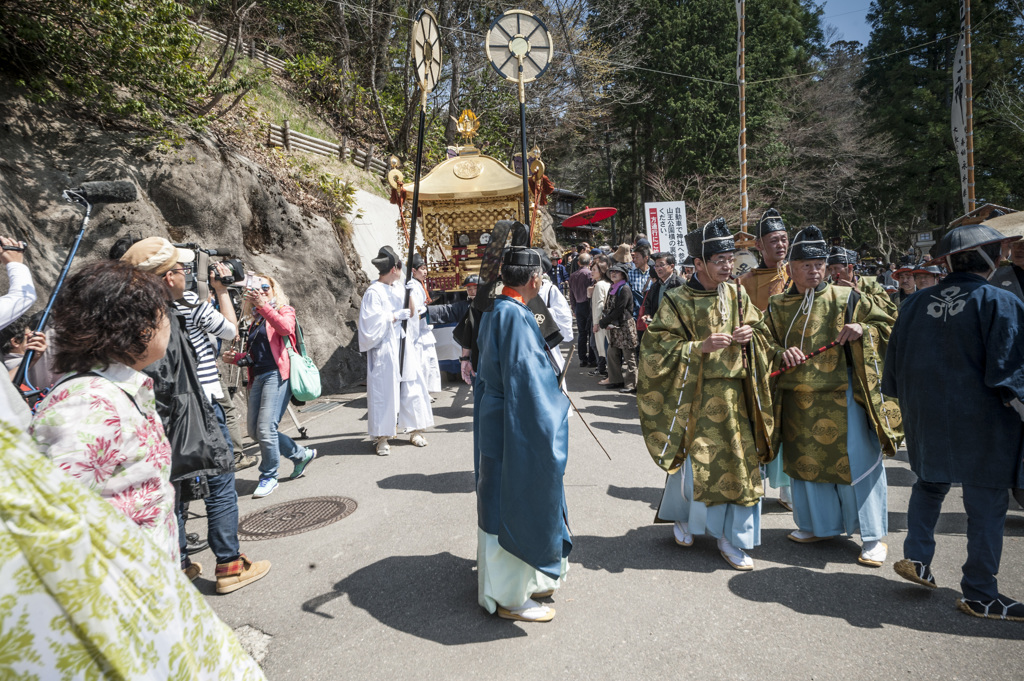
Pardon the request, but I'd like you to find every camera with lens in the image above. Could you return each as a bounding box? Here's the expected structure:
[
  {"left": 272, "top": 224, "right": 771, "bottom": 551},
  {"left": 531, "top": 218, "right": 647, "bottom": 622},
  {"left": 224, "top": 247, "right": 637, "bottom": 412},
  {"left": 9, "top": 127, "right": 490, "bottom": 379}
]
[
  {"left": 236, "top": 356, "right": 253, "bottom": 368},
  {"left": 209, "top": 258, "right": 245, "bottom": 285}
]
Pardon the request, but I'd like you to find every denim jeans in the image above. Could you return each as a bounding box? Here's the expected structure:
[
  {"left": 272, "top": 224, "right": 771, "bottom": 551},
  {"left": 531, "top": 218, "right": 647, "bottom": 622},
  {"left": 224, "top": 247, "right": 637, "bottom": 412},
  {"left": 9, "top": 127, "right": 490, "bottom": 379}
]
[
  {"left": 574, "top": 302, "right": 596, "bottom": 364},
  {"left": 212, "top": 401, "right": 233, "bottom": 457},
  {"left": 903, "top": 479, "right": 1009, "bottom": 601},
  {"left": 177, "top": 471, "right": 241, "bottom": 567},
  {"left": 249, "top": 369, "right": 306, "bottom": 481}
]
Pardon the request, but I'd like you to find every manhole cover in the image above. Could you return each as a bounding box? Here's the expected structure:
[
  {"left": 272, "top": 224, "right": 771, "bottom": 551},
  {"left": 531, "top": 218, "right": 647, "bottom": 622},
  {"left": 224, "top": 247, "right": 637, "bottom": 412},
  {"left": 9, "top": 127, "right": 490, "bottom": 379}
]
[{"left": 238, "top": 496, "right": 357, "bottom": 540}]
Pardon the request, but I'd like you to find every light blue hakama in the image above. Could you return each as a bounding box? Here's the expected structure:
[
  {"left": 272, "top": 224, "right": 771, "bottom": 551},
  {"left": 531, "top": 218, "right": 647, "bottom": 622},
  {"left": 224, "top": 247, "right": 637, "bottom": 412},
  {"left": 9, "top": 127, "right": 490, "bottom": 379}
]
[
  {"left": 763, "top": 452, "right": 791, "bottom": 490},
  {"left": 658, "top": 457, "right": 762, "bottom": 550},
  {"left": 789, "top": 376, "right": 888, "bottom": 541},
  {"left": 477, "top": 529, "right": 568, "bottom": 613}
]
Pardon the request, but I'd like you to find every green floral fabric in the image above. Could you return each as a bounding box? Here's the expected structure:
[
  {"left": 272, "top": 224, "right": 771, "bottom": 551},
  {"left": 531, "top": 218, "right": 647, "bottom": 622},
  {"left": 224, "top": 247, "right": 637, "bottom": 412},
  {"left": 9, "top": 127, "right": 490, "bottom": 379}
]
[
  {"left": 765, "top": 284, "right": 903, "bottom": 486},
  {"left": 638, "top": 282, "right": 779, "bottom": 507},
  {"left": 0, "top": 381, "right": 266, "bottom": 681}
]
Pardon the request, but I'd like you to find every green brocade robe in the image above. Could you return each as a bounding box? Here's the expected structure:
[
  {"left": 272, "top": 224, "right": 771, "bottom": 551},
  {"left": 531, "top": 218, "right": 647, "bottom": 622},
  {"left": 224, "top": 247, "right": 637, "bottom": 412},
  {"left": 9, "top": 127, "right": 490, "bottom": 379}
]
[
  {"left": 765, "top": 284, "right": 903, "bottom": 486},
  {"left": 637, "top": 282, "right": 778, "bottom": 507}
]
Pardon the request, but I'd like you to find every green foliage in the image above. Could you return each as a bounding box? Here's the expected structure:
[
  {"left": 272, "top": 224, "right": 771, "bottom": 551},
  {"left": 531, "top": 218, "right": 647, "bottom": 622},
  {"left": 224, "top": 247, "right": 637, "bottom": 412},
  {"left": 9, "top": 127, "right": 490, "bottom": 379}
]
[
  {"left": 0, "top": 0, "right": 209, "bottom": 126},
  {"left": 863, "top": 0, "right": 1024, "bottom": 227}
]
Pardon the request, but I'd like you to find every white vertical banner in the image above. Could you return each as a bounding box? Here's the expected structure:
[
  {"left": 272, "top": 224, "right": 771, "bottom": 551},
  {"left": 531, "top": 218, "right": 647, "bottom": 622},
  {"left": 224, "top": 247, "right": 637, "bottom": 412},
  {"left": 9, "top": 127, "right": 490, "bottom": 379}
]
[
  {"left": 951, "top": 2, "right": 969, "bottom": 213},
  {"left": 645, "top": 201, "right": 689, "bottom": 267}
]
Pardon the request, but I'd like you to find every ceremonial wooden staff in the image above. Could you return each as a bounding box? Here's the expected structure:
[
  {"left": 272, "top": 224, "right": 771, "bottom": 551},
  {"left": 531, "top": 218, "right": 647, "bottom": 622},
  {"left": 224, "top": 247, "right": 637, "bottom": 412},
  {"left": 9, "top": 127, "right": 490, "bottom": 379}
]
[
  {"left": 399, "top": 9, "right": 442, "bottom": 376},
  {"left": 486, "top": 10, "right": 554, "bottom": 245},
  {"left": 769, "top": 339, "right": 841, "bottom": 378}
]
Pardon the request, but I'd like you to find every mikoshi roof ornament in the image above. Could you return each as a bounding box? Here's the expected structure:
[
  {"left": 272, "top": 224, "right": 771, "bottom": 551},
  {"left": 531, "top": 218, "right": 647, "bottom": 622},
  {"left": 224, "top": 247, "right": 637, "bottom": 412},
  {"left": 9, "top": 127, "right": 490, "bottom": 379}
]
[
  {"left": 399, "top": 8, "right": 443, "bottom": 375},
  {"left": 927, "top": 222, "right": 1021, "bottom": 271},
  {"left": 755, "top": 208, "right": 787, "bottom": 239},
  {"left": 788, "top": 225, "right": 829, "bottom": 261},
  {"left": 485, "top": 9, "right": 553, "bottom": 245},
  {"left": 683, "top": 217, "right": 736, "bottom": 263}
]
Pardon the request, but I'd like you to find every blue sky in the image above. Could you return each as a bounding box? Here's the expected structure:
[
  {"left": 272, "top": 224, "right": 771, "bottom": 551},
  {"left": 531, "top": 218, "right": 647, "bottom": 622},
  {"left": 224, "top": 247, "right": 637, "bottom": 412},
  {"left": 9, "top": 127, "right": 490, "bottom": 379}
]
[{"left": 820, "top": 0, "right": 873, "bottom": 46}]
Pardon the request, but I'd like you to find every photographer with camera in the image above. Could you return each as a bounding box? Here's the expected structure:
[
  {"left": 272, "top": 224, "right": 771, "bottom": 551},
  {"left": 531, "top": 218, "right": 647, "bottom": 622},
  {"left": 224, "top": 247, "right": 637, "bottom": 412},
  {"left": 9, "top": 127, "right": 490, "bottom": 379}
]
[
  {"left": 223, "top": 274, "right": 316, "bottom": 499},
  {"left": 120, "top": 237, "right": 271, "bottom": 594},
  {"left": 1, "top": 235, "right": 36, "bottom": 332}
]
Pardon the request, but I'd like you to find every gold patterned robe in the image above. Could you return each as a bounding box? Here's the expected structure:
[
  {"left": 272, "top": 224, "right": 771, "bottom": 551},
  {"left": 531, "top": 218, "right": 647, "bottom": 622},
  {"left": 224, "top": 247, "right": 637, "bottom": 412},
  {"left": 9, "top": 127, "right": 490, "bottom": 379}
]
[
  {"left": 739, "top": 264, "right": 789, "bottom": 311},
  {"left": 638, "top": 282, "right": 779, "bottom": 507},
  {"left": 765, "top": 283, "right": 903, "bottom": 486}
]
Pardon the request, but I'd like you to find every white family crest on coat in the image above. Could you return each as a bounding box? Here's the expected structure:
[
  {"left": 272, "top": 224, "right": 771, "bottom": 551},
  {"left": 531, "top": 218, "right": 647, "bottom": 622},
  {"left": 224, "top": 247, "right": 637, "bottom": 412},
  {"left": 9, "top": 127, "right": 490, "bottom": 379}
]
[{"left": 926, "top": 285, "right": 968, "bottom": 321}]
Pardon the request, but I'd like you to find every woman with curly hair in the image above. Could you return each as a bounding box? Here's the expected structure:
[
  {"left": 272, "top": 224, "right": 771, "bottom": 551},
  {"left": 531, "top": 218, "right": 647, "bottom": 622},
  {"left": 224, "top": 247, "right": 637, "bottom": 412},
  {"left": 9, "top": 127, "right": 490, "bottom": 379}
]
[
  {"left": 224, "top": 274, "right": 316, "bottom": 498},
  {"left": 29, "top": 261, "right": 178, "bottom": 561}
]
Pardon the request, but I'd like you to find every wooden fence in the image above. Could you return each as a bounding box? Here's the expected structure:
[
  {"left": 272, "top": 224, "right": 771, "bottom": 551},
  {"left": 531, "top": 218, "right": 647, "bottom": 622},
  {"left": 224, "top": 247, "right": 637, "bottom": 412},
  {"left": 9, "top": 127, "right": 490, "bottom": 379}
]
[
  {"left": 191, "top": 22, "right": 287, "bottom": 74},
  {"left": 268, "top": 121, "right": 389, "bottom": 180}
]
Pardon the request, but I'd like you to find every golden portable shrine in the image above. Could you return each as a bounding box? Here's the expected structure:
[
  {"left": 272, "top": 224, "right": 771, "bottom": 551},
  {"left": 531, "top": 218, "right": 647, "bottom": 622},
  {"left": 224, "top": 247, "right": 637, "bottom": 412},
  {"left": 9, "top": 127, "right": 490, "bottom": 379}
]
[{"left": 388, "top": 110, "right": 549, "bottom": 295}]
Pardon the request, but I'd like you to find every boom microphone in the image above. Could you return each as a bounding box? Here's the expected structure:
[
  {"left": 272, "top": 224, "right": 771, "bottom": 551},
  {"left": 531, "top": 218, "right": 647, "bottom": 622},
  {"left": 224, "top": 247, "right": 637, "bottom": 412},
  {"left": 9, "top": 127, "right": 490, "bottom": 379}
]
[{"left": 67, "top": 180, "right": 138, "bottom": 204}]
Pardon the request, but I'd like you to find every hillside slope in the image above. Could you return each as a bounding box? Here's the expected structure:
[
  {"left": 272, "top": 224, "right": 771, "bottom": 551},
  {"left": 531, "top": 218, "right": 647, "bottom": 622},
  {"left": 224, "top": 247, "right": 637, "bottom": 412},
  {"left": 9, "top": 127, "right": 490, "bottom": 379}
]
[{"left": 0, "top": 89, "right": 370, "bottom": 392}]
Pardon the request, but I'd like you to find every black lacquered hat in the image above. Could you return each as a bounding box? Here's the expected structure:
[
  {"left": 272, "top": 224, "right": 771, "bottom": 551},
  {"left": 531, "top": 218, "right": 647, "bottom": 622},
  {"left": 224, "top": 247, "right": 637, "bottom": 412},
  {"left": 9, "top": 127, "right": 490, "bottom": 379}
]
[
  {"left": 684, "top": 218, "right": 735, "bottom": 263},
  {"left": 755, "top": 208, "right": 786, "bottom": 238},
  {"left": 929, "top": 222, "right": 1021, "bottom": 263},
  {"left": 826, "top": 246, "right": 856, "bottom": 266},
  {"left": 372, "top": 245, "right": 401, "bottom": 273},
  {"left": 788, "top": 225, "right": 829, "bottom": 261},
  {"left": 502, "top": 246, "right": 542, "bottom": 268}
]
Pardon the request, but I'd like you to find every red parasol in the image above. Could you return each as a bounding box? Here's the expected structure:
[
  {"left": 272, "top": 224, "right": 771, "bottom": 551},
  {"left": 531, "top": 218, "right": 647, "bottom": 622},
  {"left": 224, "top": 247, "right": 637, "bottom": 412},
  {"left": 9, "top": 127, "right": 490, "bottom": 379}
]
[{"left": 561, "top": 206, "right": 617, "bottom": 228}]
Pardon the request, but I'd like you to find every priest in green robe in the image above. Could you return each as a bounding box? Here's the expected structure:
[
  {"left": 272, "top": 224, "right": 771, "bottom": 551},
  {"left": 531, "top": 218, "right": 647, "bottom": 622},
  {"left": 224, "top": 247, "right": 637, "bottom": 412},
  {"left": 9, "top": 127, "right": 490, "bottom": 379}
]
[
  {"left": 638, "top": 218, "right": 787, "bottom": 571},
  {"left": 765, "top": 226, "right": 903, "bottom": 567}
]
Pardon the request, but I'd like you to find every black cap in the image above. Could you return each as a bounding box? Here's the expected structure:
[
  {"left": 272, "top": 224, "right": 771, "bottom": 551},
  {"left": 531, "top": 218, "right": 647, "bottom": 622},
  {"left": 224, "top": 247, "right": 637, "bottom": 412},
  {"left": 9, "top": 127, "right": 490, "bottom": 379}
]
[
  {"left": 931, "top": 222, "right": 1021, "bottom": 260},
  {"left": 684, "top": 218, "right": 735, "bottom": 263},
  {"left": 911, "top": 263, "right": 944, "bottom": 275},
  {"left": 465, "top": 274, "right": 481, "bottom": 286},
  {"left": 408, "top": 252, "right": 425, "bottom": 269},
  {"left": 755, "top": 208, "right": 786, "bottom": 239},
  {"left": 372, "top": 245, "right": 401, "bottom": 274},
  {"left": 826, "top": 246, "right": 856, "bottom": 266},
  {"left": 788, "top": 225, "right": 829, "bottom": 261},
  {"left": 502, "top": 246, "right": 542, "bottom": 268}
]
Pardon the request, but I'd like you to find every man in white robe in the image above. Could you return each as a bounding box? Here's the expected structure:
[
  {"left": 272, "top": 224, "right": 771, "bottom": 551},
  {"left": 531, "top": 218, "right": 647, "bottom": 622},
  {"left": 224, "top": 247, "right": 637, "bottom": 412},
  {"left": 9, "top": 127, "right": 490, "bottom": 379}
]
[
  {"left": 537, "top": 250, "right": 574, "bottom": 378},
  {"left": 397, "top": 255, "right": 435, "bottom": 445},
  {"left": 409, "top": 254, "right": 441, "bottom": 393},
  {"left": 358, "top": 246, "right": 411, "bottom": 456}
]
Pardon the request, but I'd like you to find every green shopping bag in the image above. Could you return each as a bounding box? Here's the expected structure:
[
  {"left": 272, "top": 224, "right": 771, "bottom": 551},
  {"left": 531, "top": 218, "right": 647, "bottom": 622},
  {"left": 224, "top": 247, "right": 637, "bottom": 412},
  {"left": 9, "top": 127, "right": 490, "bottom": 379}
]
[{"left": 285, "top": 322, "right": 321, "bottom": 401}]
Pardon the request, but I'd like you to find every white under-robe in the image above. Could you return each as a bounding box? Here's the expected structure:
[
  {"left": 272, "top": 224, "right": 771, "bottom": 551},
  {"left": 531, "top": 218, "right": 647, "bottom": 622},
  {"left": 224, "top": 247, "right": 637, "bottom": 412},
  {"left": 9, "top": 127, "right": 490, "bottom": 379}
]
[
  {"left": 540, "top": 278, "right": 574, "bottom": 378},
  {"left": 358, "top": 280, "right": 402, "bottom": 438}
]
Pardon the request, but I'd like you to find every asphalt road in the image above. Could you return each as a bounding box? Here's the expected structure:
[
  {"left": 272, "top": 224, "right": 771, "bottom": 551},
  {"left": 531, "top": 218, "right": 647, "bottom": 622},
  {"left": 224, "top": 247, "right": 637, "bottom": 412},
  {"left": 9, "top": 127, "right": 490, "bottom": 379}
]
[{"left": 199, "top": 362, "right": 1024, "bottom": 680}]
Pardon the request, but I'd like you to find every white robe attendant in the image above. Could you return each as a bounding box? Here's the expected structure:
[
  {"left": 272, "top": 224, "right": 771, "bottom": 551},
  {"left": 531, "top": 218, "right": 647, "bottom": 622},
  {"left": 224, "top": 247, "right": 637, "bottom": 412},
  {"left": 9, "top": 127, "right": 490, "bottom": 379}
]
[
  {"left": 398, "top": 280, "right": 435, "bottom": 431},
  {"left": 540, "top": 277, "right": 574, "bottom": 377},
  {"left": 411, "top": 280, "right": 442, "bottom": 392},
  {"left": 358, "top": 280, "right": 402, "bottom": 438}
]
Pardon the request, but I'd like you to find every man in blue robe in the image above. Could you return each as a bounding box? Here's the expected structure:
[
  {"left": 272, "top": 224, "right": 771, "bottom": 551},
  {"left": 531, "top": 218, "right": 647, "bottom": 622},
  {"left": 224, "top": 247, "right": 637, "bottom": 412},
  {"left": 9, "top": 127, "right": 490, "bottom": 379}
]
[
  {"left": 473, "top": 246, "right": 571, "bottom": 622},
  {"left": 883, "top": 223, "right": 1024, "bottom": 622}
]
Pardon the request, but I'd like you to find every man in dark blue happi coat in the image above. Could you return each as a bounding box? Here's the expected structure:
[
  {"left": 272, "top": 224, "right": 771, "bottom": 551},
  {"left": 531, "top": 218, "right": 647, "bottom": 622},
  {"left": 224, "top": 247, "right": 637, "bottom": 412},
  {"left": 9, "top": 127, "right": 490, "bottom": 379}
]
[
  {"left": 473, "top": 246, "right": 571, "bottom": 623},
  {"left": 882, "top": 223, "right": 1024, "bottom": 622}
]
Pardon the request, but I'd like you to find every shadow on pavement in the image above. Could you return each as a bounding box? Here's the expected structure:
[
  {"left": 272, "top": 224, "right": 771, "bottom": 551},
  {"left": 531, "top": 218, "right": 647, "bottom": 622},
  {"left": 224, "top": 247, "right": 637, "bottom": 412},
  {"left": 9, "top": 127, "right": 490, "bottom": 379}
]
[
  {"left": 606, "top": 484, "right": 661, "bottom": 510},
  {"left": 301, "top": 552, "right": 527, "bottom": 644},
  {"left": 588, "top": 420, "right": 642, "bottom": 435},
  {"left": 571, "top": 525, "right": 733, "bottom": 574},
  {"left": 377, "top": 471, "right": 475, "bottom": 494},
  {"left": 885, "top": 466, "right": 918, "bottom": 487},
  {"left": 728, "top": 566, "right": 1023, "bottom": 639}
]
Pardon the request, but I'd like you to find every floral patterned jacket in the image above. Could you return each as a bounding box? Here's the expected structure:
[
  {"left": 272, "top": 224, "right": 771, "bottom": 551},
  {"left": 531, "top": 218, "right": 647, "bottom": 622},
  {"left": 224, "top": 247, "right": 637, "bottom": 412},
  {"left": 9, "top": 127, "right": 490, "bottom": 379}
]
[{"left": 29, "top": 363, "right": 178, "bottom": 563}]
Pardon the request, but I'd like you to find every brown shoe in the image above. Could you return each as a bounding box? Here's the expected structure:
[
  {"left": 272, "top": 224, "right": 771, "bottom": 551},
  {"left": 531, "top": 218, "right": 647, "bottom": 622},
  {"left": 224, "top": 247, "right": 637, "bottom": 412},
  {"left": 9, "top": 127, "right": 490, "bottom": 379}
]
[
  {"left": 183, "top": 562, "right": 202, "bottom": 581},
  {"left": 215, "top": 554, "right": 271, "bottom": 594},
  {"left": 234, "top": 453, "right": 259, "bottom": 472}
]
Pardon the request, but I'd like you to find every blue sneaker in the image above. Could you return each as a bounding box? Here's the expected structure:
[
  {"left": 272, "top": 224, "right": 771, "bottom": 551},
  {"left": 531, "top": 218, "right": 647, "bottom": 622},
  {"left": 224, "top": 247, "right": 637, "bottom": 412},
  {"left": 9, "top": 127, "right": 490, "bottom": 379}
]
[
  {"left": 290, "top": 448, "right": 317, "bottom": 480},
  {"left": 253, "top": 477, "right": 278, "bottom": 498}
]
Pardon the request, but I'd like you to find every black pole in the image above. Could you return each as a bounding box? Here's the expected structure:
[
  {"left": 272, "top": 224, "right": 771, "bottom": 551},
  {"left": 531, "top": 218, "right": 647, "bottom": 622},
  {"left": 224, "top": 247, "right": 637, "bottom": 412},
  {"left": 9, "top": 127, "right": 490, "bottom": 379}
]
[
  {"left": 14, "top": 198, "right": 92, "bottom": 399},
  {"left": 399, "top": 105, "right": 427, "bottom": 376},
  {"left": 520, "top": 100, "right": 530, "bottom": 234}
]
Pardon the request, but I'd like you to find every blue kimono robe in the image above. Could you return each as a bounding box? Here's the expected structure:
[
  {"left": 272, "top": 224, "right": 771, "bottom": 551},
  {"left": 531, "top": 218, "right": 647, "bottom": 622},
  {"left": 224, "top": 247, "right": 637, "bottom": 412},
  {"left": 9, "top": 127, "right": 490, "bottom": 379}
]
[
  {"left": 474, "top": 294, "right": 572, "bottom": 578},
  {"left": 882, "top": 272, "right": 1024, "bottom": 488}
]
